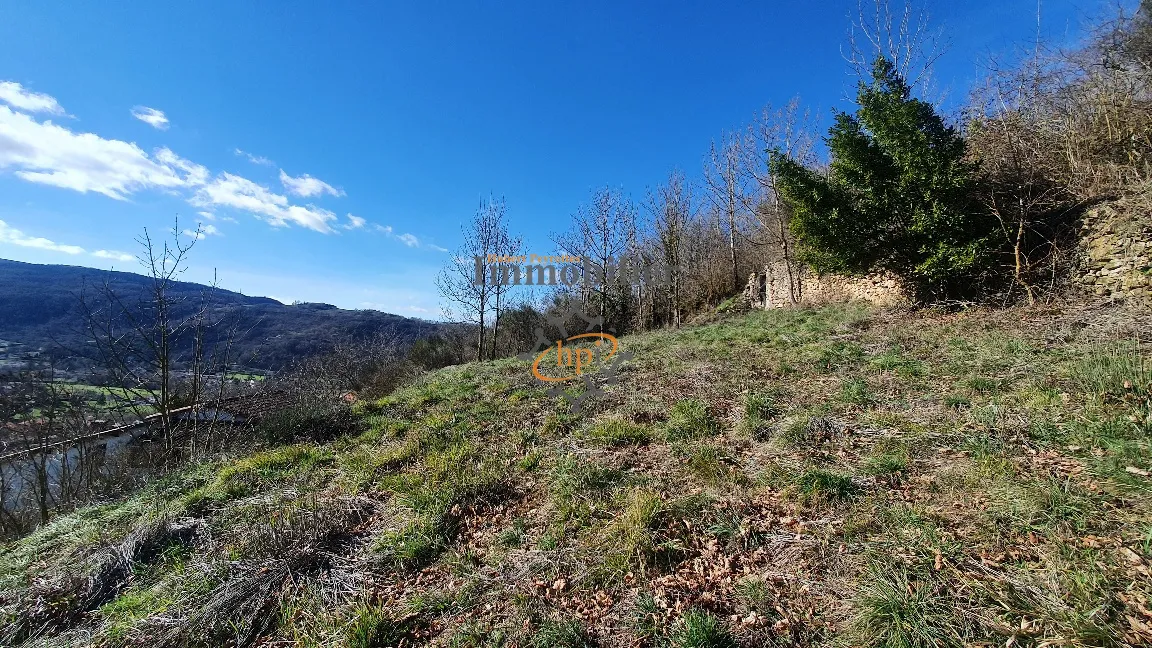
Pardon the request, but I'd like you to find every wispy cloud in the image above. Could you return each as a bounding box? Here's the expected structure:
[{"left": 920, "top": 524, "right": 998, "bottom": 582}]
[
  {"left": 131, "top": 106, "right": 169, "bottom": 130},
  {"left": 182, "top": 223, "right": 221, "bottom": 240},
  {"left": 92, "top": 249, "right": 135, "bottom": 262},
  {"left": 365, "top": 222, "right": 446, "bottom": 251},
  {"left": 279, "top": 169, "right": 343, "bottom": 198},
  {"left": 1, "top": 219, "right": 137, "bottom": 263},
  {"left": 0, "top": 219, "right": 84, "bottom": 254},
  {"left": 344, "top": 214, "right": 366, "bottom": 230},
  {"left": 0, "top": 81, "right": 66, "bottom": 115},
  {"left": 234, "top": 148, "right": 274, "bottom": 166},
  {"left": 192, "top": 173, "right": 337, "bottom": 233}
]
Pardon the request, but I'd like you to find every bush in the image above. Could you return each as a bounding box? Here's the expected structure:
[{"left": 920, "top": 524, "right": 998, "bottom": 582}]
[{"left": 257, "top": 401, "right": 361, "bottom": 444}]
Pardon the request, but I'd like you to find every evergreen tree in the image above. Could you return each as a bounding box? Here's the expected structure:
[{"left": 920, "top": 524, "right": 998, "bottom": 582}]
[{"left": 770, "top": 57, "right": 993, "bottom": 300}]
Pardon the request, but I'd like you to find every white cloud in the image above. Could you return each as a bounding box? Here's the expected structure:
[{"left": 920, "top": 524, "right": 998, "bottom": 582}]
[
  {"left": 0, "top": 81, "right": 65, "bottom": 115},
  {"left": 131, "top": 106, "right": 169, "bottom": 130},
  {"left": 0, "top": 220, "right": 143, "bottom": 263},
  {"left": 0, "top": 80, "right": 442, "bottom": 245},
  {"left": 0, "top": 105, "right": 188, "bottom": 199},
  {"left": 182, "top": 223, "right": 220, "bottom": 240},
  {"left": 406, "top": 305, "right": 432, "bottom": 313},
  {"left": 279, "top": 169, "right": 343, "bottom": 198},
  {"left": 0, "top": 219, "right": 84, "bottom": 254},
  {"left": 192, "top": 173, "right": 337, "bottom": 233},
  {"left": 367, "top": 222, "right": 446, "bottom": 251},
  {"left": 234, "top": 148, "right": 273, "bottom": 166},
  {"left": 93, "top": 249, "right": 135, "bottom": 262}
]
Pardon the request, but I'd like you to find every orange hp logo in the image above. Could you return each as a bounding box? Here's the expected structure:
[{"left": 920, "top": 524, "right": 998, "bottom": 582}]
[{"left": 531, "top": 332, "right": 619, "bottom": 382}]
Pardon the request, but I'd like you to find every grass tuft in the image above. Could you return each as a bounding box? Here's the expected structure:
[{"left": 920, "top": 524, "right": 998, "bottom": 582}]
[
  {"left": 664, "top": 399, "right": 720, "bottom": 442},
  {"left": 848, "top": 564, "right": 965, "bottom": 648},
  {"left": 585, "top": 418, "right": 653, "bottom": 446},
  {"left": 669, "top": 609, "right": 737, "bottom": 648},
  {"left": 794, "top": 469, "right": 859, "bottom": 504}
]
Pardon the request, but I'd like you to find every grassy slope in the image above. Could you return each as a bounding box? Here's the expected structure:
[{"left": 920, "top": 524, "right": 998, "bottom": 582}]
[{"left": 3, "top": 303, "right": 1152, "bottom": 647}]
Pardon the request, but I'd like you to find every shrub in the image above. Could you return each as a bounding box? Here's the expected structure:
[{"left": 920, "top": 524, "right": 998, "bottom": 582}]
[
  {"left": 770, "top": 57, "right": 995, "bottom": 301},
  {"left": 257, "top": 401, "right": 361, "bottom": 444}
]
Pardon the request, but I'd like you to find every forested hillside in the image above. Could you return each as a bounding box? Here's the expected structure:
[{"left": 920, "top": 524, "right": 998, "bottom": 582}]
[{"left": 0, "top": 259, "right": 439, "bottom": 371}]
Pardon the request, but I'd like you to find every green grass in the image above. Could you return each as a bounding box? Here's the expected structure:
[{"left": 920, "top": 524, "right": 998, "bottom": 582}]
[
  {"left": 669, "top": 609, "right": 736, "bottom": 648},
  {"left": 841, "top": 378, "right": 875, "bottom": 406},
  {"left": 676, "top": 442, "right": 735, "bottom": 484},
  {"left": 594, "top": 488, "right": 665, "bottom": 581},
  {"left": 1074, "top": 341, "right": 1151, "bottom": 399},
  {"left": 584, "top": 418, "right": 653, "bottom": 446},
  {"left": 8, "top": 302, "right": 1152, "bottom": 648},
  {"left": 550, "top": 454, "right": 623, "bottom": 529},
  {"left": 664, "top": 399, "right": 719, "bottom": 442},
  {"left": 739, "top": 390, "right": 781, "bottom": 440},
  {"left": 848, "top": 563, "right": 966, "bottom": 648},
  {"left": 794, "top": 469, "right": 859, "bottom": 505},
  {"left": 346, "top": 605, "right": 410, "bottom": 648},
  {"left": 862, "top": 443, "right": 910, "bottom": 479},
  {"left": 531, "top": 619, "right": 596, "bottom": 648}
]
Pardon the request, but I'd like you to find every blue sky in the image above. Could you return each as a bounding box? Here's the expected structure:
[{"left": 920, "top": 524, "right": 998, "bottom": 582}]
[{"left": 0, "top": 1, "right": 1114, "bottom": 317}]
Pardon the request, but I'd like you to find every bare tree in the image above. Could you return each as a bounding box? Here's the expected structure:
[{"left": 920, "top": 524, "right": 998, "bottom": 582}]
[
  {"left": 436, "top": 196, "right": 511, "bottom": 361},
  {"left": 490, "top": 222, "right": 523, "bottom": 360},
  {"left": 844, "top": 0, "right": 947, "bottom": 93},
  {"left": 704, "top": 133, "right": 752, "bottom": 293},
  {"left": 554, "top": 187, "right": 638, "bottom": 332},
  {"left": 741, "top": 98, "right": 820, "bottom": 304},
  {"left": 0, "top": 368, "right": 92, "bottom": 531},
  {"left": 78, "top": 220, "right": 218, "bottom": 452},
  {"left": 647, "top": 171, "right": 694, "bottom": 328},
  {"left": 966, "top": 2, "right": 1152, "bottom": 303}
]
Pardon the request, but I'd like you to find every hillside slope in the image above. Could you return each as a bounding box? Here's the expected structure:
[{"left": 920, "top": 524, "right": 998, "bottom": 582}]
[
  {"left": 2, "top": 303, "right": 1152, "bottom": 647},
  {"left": 0, "top": 259, "right": 439, "bottom": 370}
]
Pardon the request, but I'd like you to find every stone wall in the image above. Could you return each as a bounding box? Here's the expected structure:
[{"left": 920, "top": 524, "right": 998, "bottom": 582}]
[
  {"left": 1074, "top": 188, "right": 1152, "bottom": 305},
  {"left": 742, "top": 264, "right": 909, "bottom": 309}
]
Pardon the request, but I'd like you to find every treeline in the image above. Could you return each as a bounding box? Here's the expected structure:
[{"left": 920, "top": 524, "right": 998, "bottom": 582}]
[{"left": 431, "top": 2, "right": 1152, "bottom": 363}]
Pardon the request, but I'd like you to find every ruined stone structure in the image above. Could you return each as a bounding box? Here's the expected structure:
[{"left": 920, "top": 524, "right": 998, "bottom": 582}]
[
  {"left": 742, "top": 182, "right": 1152, "bottom": 309},
  {"left": 742, "top": 264, "right": 908, "bottom": 309}
]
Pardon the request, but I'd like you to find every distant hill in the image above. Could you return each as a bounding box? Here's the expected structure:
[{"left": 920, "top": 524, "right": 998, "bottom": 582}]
[{"left": 0, "top": 258, "right": 440, "bottom": 371}]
